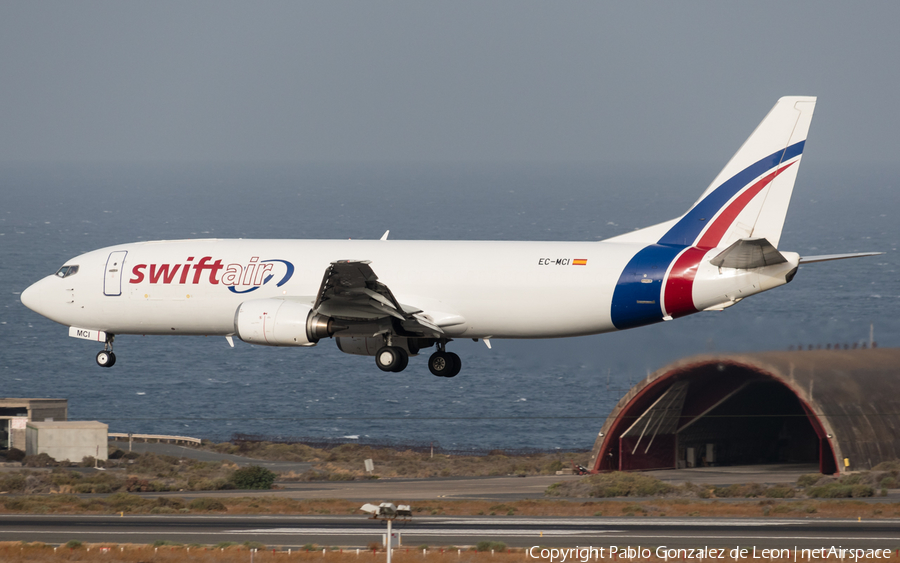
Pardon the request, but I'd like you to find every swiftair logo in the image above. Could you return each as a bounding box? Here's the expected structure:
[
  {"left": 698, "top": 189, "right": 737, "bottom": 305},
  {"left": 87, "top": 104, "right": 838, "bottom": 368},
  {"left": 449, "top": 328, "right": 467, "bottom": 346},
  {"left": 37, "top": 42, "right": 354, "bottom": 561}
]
[{"left": 129, "top": 256, "right": 294, "bottom": 294}]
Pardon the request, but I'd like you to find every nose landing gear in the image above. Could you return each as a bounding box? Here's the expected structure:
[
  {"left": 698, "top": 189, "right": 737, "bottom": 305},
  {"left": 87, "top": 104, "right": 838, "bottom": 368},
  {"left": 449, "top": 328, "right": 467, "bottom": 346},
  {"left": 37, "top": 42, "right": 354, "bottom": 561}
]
[{"left": 96, "top": 335, "right": 116, "bottom": 368}]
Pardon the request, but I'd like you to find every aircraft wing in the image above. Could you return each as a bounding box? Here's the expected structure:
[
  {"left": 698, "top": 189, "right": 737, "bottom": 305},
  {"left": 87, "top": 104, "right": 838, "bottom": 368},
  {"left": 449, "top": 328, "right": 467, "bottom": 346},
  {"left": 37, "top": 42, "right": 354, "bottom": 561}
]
[{"left": 312, "top": 260, "right": 447, "bottom": 336}]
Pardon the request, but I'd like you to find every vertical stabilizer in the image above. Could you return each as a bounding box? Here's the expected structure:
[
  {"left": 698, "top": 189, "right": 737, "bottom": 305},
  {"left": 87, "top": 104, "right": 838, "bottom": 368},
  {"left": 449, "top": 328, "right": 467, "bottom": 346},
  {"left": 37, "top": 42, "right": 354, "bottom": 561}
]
[
  {"left": 609, "top": 97, "right": 817, "bottom": 330},
  {"left": 658, "top": 96, "right": 816, "bottom": 249}
]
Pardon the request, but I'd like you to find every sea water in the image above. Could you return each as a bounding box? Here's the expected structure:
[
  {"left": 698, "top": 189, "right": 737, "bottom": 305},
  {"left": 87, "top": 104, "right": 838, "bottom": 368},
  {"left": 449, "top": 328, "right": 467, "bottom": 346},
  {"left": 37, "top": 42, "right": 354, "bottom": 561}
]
[{"left": 0, "top": 161, "right": 896, "bottom": 450}]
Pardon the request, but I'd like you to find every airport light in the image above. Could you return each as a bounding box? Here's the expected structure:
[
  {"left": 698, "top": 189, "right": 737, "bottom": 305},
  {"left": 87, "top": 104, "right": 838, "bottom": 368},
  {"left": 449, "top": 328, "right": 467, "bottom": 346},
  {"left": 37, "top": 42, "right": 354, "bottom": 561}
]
[{"left": 360, "top": 502, "right": 412, "bottom": 563}]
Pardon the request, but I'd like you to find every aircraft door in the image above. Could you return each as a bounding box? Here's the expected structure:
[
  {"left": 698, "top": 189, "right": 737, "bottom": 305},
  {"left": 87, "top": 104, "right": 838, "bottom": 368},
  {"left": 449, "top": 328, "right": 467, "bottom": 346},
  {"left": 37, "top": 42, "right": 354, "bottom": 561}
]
[{"left": 103, "top": 251, "right": 128, "bottom": 296}]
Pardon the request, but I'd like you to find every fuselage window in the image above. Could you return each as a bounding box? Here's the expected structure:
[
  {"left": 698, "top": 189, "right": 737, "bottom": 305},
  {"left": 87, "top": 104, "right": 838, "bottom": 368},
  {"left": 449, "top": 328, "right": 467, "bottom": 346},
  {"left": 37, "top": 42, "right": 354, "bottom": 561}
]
[{"left": 55, "top": 265, "right": 79, "bottom": 278}]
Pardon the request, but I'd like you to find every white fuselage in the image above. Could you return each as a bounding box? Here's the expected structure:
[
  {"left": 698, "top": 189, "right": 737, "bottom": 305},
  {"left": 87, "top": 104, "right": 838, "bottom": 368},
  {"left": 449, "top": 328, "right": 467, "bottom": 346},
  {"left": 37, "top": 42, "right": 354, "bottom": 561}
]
[{"left": 20, "top": 237, "right": 798, "bottom": 340}]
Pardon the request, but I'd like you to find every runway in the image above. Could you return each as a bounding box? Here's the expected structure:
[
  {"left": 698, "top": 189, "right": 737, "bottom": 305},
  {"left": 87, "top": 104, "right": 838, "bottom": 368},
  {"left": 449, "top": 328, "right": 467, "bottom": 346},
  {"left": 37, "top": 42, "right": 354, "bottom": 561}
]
[{"left": 1, "top": 515, "right": 897, "bottom": 549}]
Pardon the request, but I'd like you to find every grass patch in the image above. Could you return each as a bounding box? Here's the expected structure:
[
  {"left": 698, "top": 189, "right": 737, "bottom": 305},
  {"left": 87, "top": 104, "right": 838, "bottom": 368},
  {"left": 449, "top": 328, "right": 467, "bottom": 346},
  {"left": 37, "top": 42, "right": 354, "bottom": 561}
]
[
  {"left": 547, "top": 466, "right": 900, "bottom": 500},
  {"left": 807, "top": 483, "right": 874, "bottom": 498},
  {"left": 0, "top": 451, "right": 254, "bottom": 495},
  {"left": 188, "top": 498, "right": 227, "bottom": 511},
  {"left": 229, "top": 466, "right": 276, "bottom": 490},
  {"left": 546, "top": 471, "right": 673, "bottom": 498},
  {"left": 475, "top": 541, "right": 507, "bottom": 552},
  {"left": 208, "top": 440, "right": 589, "bottom": 479}
]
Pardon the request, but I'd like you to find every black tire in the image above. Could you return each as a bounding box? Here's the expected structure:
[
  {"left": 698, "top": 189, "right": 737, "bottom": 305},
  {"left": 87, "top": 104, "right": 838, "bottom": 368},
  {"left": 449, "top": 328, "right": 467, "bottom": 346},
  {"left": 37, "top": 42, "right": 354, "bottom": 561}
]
[
  {"left": 107, "top": 352, "right": 117, "bottom": 367},
  {"left": 445, "top": 352, "right": 461, "bottom": 377},
  {"left": 391, "top": 349, "right": 409, "bottom": 372},
  {"left": 428, "top": 351, "right": 456, "bottom": 377},
  {"left": 96, "top": 351, "right": 113, "bottom": 368},
  {"left": 375, "top": 346, "right": 400, "bottom": 372}
]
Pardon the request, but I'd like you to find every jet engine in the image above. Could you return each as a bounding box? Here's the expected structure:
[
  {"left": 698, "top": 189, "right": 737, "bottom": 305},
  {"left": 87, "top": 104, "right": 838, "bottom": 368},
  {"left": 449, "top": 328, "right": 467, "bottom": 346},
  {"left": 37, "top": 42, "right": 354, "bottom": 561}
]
[{"left": 234, "top": 299, "right": 334, "bottom": 346}]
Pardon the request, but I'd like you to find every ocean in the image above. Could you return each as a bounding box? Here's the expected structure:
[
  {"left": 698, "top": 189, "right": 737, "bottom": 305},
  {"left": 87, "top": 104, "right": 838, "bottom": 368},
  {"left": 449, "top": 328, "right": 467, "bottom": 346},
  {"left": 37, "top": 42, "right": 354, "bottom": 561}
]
[{"left": 1, "top": 161, "right": 896, "bottom": 451}]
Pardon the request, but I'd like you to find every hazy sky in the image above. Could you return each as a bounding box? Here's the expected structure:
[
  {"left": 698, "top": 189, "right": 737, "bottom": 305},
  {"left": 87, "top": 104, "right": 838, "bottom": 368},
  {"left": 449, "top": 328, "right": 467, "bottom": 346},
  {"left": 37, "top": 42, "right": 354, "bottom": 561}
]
[{"left": 1, "top": 2, "right": 898, "bottom": 165}]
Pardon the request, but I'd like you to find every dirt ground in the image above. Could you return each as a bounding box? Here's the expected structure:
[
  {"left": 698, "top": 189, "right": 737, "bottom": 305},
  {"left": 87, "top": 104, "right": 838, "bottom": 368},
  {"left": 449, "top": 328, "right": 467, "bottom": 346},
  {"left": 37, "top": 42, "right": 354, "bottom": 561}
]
[{"left": 0, "top": 542, "right": 873, "bottom": 562}]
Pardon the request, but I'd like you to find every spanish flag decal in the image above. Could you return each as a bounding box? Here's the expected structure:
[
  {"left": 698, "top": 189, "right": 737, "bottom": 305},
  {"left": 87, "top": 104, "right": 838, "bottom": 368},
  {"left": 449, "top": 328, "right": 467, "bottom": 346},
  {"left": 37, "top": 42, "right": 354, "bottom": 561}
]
[{"left": 573, "top": 259, "right": 588, "bottom": 266}]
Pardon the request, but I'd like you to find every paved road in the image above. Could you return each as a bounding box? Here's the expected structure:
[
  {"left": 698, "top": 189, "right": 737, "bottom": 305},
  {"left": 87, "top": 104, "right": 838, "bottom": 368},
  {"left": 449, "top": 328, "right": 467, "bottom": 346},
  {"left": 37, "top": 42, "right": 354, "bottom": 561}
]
[{"left": 1, "top": 515, "right": 897, "bottom": 549}]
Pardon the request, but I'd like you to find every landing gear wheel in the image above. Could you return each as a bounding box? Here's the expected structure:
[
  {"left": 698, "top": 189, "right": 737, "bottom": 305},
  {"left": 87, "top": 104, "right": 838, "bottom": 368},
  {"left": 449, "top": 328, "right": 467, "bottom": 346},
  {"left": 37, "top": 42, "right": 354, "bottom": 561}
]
[
  {"left": 376, "top": 346, "right": 408, "bottom": 372},
  {"left": 392, "top": 350, "right": 409, "bottom": 373},
  {"left": 429, "top": 351, "right": 461, "bottom": 377},
  {"left": 96, "top": 350, "right": 116, "bottom": 368},
  {"left": 445, "top": 352, "right": 461, "bottom": 377},
  {"left": 96, "top": 334, "right": 116, "bottom": 368}
]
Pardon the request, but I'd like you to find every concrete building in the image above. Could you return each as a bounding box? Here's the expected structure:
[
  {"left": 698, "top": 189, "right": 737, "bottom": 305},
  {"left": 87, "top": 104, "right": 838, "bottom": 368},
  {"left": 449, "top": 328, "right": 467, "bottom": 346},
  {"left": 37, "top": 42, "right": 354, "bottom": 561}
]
[
  {"left": 0, "top": 398, "right": 67, "bottom": 451},
  {"left": 590, "top": 348, "right": 900, "bottom": 475},
  {"left": 25, "top": 421, "right": 108, "bottom": 462}
]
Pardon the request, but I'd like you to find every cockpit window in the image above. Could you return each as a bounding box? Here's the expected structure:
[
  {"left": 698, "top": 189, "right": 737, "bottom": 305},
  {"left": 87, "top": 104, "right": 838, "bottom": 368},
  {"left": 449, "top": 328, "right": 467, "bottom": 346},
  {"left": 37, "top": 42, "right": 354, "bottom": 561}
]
[{"left": 55, "top": 265, "right": 79, "bottom": 278}]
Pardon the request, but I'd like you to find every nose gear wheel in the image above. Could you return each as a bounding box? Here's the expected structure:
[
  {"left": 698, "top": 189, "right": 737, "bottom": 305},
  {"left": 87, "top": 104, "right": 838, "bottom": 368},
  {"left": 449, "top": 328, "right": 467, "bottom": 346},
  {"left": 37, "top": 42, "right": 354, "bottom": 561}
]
[
  {"left": 96, "top": 334, "right": 116, "bottom": 368},
  {"left": 96, "top": 350, "right": 116, "bottom": 367}
]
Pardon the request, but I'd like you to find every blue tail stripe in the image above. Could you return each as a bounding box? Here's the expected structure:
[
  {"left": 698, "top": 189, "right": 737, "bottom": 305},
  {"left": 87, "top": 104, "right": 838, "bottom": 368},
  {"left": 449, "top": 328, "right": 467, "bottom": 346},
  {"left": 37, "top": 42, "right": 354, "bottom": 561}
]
[
  {"left": 610, "top": 244, "right": 684, "bottom": 330},
  {"left": 657, "top": 141, "right": 804, "bottom": 246}
]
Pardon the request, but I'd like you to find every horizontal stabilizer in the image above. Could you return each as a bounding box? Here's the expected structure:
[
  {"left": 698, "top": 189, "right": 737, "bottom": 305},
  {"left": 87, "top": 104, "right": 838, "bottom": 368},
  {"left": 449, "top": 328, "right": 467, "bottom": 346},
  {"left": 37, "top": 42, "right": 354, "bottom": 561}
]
[
  {"left": 800, "top": 252, "right": 884, "bottom": 264},
  {"left": 709, "top": 238, "right": 787, "bottom": 269}
]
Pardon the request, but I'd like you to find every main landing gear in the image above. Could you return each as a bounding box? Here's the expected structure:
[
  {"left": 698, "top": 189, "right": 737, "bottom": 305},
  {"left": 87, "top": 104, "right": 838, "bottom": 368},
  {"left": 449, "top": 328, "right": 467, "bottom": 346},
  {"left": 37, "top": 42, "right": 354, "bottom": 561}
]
[
  {"left": 96, "top": 335, "right": 116, "bottom": 368},
  {"left": 428, "top": 342, "right": 460, "bottom": 378},
  {"left": 375, "top": 345, "right": 409, "bottom": 373},
  {"left": 372, "top": 338, "right": 461, "bottom": 377}
]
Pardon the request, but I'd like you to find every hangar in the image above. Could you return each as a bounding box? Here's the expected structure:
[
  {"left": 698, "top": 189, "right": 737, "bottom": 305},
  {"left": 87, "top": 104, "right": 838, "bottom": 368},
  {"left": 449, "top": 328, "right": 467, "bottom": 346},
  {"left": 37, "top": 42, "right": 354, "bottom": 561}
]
[{"left": 588, "top": 348, "right": 900, "bottom": 475}]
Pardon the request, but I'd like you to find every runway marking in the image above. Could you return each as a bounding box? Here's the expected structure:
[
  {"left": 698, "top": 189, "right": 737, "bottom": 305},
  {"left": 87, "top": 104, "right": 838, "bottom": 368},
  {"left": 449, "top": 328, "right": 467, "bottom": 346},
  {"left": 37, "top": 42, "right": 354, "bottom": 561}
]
[
  {"left": 427, "top": 518, "right": 810, "bottom": 527},
  {"left": 230, "top": 529, "right": 609, "bottom": 536}
]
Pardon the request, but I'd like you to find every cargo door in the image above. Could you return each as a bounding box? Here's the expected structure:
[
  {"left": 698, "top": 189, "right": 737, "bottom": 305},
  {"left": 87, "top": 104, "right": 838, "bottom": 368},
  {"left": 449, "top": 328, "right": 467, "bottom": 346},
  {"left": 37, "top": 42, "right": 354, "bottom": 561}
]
[{"left": 103, "top": 251, "right": 128, "bottom": 296}]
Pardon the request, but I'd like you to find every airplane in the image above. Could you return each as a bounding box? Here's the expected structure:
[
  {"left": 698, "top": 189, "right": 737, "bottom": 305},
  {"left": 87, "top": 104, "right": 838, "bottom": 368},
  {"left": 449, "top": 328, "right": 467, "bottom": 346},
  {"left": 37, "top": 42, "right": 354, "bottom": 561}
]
[{"left": 20, "top": 96, "right": 880, "bottom": 377}]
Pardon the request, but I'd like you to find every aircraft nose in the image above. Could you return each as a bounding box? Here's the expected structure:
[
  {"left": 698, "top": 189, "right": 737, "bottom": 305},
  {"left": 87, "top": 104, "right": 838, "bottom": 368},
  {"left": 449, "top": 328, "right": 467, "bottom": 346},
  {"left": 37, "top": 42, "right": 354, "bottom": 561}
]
[
  {"left": 21, "top": 280, "right": 40, "bottom": 311},
  {"left": 21, "top": 277, "right": 54, "bottom": 317}
]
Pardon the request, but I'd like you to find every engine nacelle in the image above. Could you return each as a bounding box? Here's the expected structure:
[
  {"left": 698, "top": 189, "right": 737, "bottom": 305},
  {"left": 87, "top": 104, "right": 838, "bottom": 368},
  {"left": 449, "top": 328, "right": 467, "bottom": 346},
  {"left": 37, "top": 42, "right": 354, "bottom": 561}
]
[
  {"left": 335, "top": 336, "right": 431, "bottom": 356},
  {"left": 234, "top": 299, "right": 334, "bottom": 347}
]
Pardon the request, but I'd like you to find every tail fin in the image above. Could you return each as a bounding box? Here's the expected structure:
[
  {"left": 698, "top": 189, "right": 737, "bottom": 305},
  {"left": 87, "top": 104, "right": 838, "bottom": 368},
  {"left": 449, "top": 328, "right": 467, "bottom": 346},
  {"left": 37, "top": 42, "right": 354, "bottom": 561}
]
[
  {"left": 662, "top": 96, "right": 816, "bottom": 249},
  {"left": 608, "top": 97, "right": 816, "bottom": 249}
]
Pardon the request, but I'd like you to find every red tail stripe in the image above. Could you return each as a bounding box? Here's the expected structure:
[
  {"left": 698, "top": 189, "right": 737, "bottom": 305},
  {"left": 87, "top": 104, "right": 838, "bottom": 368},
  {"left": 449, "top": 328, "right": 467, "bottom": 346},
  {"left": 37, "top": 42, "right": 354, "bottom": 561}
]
[
  {"left": 663, "top": 247, "right": 708, "bottom": 318},
  {"left": 695, "top": 164, "right": 798, "bottom": 248},
  {"left": 695, "top": 161, "right": 795, "bottom": 249},
  {"left": 662, "top": 162, "right": 795, "bottom": 317}
]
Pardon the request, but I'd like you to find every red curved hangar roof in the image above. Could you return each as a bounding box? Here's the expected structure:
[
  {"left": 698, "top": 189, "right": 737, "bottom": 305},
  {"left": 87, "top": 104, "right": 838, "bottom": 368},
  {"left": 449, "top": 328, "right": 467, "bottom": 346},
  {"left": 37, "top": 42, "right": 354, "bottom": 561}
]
[{"left": 589, "top": 348, "right": 900, "bottom": 475}]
